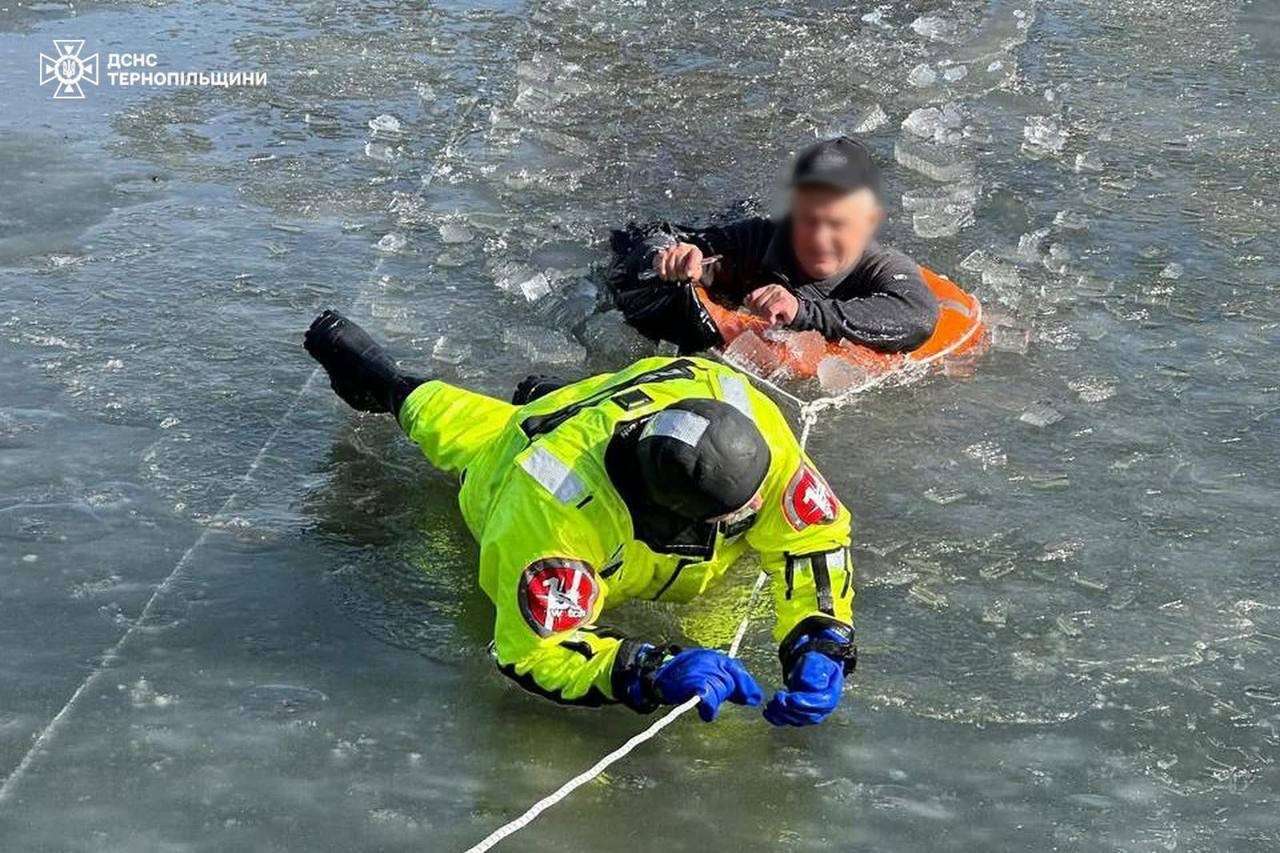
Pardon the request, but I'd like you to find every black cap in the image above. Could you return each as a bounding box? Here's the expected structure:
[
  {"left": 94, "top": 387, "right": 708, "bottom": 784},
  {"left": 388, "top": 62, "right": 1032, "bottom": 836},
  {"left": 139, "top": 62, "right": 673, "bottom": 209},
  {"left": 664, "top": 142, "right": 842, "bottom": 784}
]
[
  {"left": 791, "top": 136, "right": 881, "bottom": 197},
  {"left": 635, "top": 398, "right": 771, "bottom": 521}
]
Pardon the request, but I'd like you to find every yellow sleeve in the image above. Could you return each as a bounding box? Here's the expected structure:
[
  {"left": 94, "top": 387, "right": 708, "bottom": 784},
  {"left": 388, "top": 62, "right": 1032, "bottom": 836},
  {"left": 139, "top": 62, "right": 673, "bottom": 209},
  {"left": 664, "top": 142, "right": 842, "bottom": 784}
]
[
  {"left": 480, "top": 503, "right": 646, "bottom": 707},
  {"left": 746, "top": 451, "right": 854, "bottom": 645}
]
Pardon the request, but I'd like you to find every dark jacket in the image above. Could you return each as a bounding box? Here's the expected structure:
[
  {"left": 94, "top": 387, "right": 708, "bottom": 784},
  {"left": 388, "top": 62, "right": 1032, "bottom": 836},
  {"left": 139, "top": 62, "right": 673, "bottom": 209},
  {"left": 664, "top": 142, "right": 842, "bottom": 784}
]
[{"left": 609, "top": 217, "right": 939, "bottom": 353}]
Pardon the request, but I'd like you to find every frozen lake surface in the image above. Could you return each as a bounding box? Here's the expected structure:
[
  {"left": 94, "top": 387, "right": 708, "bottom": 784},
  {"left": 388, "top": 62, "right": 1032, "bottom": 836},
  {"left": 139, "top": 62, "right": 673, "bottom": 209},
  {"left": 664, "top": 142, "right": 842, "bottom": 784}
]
[{"left": 1, "top": 0, "right": 1278, "bottom": 849}]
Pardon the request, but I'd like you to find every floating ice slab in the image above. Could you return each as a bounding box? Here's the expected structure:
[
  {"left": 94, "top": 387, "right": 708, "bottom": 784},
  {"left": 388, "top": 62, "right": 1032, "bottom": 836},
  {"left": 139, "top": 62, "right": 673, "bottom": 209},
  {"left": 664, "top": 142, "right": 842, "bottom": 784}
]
[
  {"left": 437, "top": 222, "right": 474, "bottom": 244},
  {"left": 723, "top": 330, "right": 782, "bottom": 378},
  {"left": 374, "top": 233, "right": 407, "bottom": 253},
  {"left": 502, "top": 325, "right": 586, "bottom": 366},
  {"left": 907, "top": 64, "right": 937, "bottom": 88},
  {"left": 852, "top": 103, "right": 889, "bottom": 133},
  {"left": 1019, "top": 401, "right": 1063, "bottom": 428},
  {"left": 911, "top": 14, "right": 959, "bottom": 42},
  {"left": 902, "top": 104, "right": 964, "bottom": 144},
  {"left": 894, "top": 138, "right": 975, "bottom": 182},
  {"left": 1022, "top": 115, "right": 1068, "bottom": 156},
  {"left": 368, "top": 114, "right": 402, "bottom": 133},
  {"left": 431, "top": 335, "right": 472, "bottom": 365},
  {"left": 817, "top": 356, "right": 872, "bottom": 395}
]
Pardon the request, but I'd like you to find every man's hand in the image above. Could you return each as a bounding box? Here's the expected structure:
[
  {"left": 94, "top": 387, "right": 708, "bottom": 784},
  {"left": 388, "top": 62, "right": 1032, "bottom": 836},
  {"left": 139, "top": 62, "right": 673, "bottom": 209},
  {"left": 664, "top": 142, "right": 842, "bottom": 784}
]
[
  {"left": 653, "top": 242, "right": 705, "bottom": 283},
  {"left": 744, "top": 284, "right": 800, "bottom": 327}
]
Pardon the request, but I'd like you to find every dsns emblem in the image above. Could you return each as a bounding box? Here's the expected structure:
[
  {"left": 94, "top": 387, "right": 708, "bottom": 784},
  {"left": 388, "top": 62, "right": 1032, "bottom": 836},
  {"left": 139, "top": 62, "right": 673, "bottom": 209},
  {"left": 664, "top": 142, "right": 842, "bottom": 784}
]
[
  {"left": 782, "top": 465, "right": 839, "bottom": 530},
  {"left": 518, "top": 559, "right": 599, "bottom": 636}
]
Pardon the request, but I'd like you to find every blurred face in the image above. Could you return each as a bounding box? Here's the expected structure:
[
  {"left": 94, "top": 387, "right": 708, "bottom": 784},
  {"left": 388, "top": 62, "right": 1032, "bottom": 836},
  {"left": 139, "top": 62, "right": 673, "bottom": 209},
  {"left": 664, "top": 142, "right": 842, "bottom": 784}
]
[{"left": 788, "top": 185, "right": 883, "bottom": 280}]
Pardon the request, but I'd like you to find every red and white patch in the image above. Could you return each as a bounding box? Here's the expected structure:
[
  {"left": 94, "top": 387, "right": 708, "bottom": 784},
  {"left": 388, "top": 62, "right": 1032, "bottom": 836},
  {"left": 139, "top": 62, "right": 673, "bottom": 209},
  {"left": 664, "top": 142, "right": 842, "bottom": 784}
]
[
  {"left": 518, "top": 559, "right": 599, "bottom": 637},
  {"left": 782, "top": 465, "right": 840, "bottom": 530}
]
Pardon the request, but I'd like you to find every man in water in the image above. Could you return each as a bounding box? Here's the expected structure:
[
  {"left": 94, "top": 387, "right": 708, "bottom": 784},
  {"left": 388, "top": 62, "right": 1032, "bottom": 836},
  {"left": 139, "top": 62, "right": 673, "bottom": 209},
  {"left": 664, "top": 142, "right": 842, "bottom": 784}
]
[
  {"left": 305, "top": 310, "right": 857, "bottom": 726},
  {"left": 611, "top": 135, "right": 938, "bottom": 353}
]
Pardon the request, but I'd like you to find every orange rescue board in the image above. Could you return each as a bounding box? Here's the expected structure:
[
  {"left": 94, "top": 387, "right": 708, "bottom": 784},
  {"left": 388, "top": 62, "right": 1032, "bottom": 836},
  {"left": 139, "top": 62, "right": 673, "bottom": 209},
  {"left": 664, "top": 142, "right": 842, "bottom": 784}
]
[{"left": 695, "top": 266, "right": 986, "bottom": 382}]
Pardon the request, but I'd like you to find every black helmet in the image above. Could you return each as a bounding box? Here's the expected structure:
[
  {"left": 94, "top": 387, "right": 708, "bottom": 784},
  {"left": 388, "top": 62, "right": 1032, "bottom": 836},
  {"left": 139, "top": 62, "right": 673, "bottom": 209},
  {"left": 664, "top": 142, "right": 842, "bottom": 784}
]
[{"left": 634, "top": 398, "right": 771, "bottom": 521}]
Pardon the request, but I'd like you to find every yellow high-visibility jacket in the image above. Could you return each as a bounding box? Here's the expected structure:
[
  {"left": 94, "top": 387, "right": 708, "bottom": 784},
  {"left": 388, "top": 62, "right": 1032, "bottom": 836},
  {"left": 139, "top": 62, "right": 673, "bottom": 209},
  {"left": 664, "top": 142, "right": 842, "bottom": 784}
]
[{"left": 398, "top": 356, "right": 853, "bottom": 708}]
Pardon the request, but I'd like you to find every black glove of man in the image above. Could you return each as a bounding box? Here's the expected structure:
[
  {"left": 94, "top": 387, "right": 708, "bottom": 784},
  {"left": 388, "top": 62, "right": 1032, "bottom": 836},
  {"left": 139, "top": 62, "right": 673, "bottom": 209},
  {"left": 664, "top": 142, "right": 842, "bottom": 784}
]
[{"left": 303, "top": 310, "right": 424, "bottom": 415}]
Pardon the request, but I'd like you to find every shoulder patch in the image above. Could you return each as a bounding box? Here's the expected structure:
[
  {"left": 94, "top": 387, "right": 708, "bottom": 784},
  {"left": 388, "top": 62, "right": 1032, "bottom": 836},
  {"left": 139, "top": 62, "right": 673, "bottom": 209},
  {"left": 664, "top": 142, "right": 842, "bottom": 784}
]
[
  {"left": 518, "top": 558, "right": 599, "bottom": 637},
  {"left": 782, "top": 465, "right": 840, "bottom": 530}
]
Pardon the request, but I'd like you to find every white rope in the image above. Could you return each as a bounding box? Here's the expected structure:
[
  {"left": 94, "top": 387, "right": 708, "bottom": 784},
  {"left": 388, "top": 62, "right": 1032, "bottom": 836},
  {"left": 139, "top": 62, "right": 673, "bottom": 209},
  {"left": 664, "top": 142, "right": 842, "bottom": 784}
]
[{"left": 463, "top": 569, "right": 770, "bottom": 853}]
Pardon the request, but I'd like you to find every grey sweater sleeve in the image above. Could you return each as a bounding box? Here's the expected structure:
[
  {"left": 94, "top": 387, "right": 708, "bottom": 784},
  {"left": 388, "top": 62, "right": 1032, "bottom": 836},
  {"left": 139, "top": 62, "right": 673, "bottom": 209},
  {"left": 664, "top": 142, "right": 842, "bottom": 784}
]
[{"left": 788, "top": 245, "right": 939, "bottom": 352}]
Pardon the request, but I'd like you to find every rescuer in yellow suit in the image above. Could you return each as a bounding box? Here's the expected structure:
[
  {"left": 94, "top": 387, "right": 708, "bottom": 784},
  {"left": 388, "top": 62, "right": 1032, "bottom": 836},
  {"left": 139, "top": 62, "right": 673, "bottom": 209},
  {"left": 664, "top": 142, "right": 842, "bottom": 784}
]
[{"left": 305, "top": 310, "right": 857, "bottom": 726}]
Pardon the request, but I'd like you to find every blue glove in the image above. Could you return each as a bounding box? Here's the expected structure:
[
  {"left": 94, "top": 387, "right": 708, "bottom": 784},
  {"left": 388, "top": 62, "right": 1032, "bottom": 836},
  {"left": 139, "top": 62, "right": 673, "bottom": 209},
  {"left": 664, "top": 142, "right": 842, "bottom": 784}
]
[
  {"left": 764, "top": 627, "right": 855, "bottom": 727},
  {"left": 622, "top": 646, "right": 763, "bottom": 722}
]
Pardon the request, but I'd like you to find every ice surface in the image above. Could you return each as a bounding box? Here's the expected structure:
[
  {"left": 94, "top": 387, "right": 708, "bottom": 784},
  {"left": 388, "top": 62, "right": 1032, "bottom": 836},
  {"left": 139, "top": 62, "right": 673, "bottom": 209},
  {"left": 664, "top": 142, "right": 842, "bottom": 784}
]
[
  {"left": 580, "top": 310, "right": 654, "bottom": 363},
  {"left": 8, "top": 0, "right": 1280, "bottom": 847}
]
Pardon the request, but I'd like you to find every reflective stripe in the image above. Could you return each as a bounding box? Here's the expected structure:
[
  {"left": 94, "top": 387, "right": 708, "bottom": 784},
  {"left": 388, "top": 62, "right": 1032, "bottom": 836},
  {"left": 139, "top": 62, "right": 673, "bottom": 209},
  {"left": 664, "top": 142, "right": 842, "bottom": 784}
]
[
  {"left": 719, "top": 374, "right": 753, "bottom": 419},
  {"left": 520, "top": 446, "right": 585, "bottom": 504},
  {"left": 640, "top": 409, "right": 709, "bottom": 448}
]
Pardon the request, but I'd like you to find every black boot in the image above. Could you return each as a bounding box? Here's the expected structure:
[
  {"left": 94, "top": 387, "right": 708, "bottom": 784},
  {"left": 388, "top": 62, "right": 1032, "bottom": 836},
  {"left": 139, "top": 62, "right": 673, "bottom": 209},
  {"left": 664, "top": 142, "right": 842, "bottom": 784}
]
[{"left": 304, "top": 310, "right": 425, "bottom": 415}]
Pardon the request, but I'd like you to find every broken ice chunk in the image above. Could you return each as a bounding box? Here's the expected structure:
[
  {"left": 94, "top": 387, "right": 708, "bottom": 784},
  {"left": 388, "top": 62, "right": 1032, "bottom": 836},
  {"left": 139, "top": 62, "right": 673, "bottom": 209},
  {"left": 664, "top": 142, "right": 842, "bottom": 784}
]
[
  {"left": 904, "top": 183, "right": 978, "bottom": 239},
  {"left": 852, "top": 104, "right": 889, "bottom": 133},
  {"left": 723, "top": 330, "right": 783, "bottom": 378},
  {"left": 494, "top": 263, "right": 553, "bottom": 302},
  {"left": 1053, "top": 210, "right": 1089, "bottom": 230},
  {"left": 374, "top": 233, "right": 407, "bottom": 253},
  {"left": 911, "top": 14, "right": 958, "bottom": 41},
  {"left": 1022, "top": 116, "right": 1068, "bottom": 156},
  {"left": 907, "top": 64, "right": 937, "bottom": 87},
  {"left": 1015, "top": 227, "right": 1050, "bottom": 264},
  {"left": 502, "top": 325, "right": 586, "bottom": 366},
  {"left": 368, "top": 114, "right": 402, "bottom": 134},
  {"left": 1054, "top": 614, "right": 1082, "bottom": 638},
  {"left": 1074, "top": 151, "right": 1104, "bottom": 172},
  {"left": 816, "top": 356, "right": 872, "bottom": 394},
  {"left": 894, "top": 138, "right": 975, "bottom": 182},
  {"left": 438, "top": 222, "right": 474, "bottom": 244},
  {"left": 908, "top": 585, "right": 949, "bottom": 609},
  {"left": 901, "top": 103, "right": 964, "bottom": 144},
  {"left": 431, "top": 335, "right": 472, "bottom": 365},
  {"left": 1019, "top": 401, "right": 1063, "bottom": 428},
  {"left": 782, "top": 330, "right": 826, "bottom": 365},
  {"left": 990, "top": 323, "right": 1031, "bottom": 354}
]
